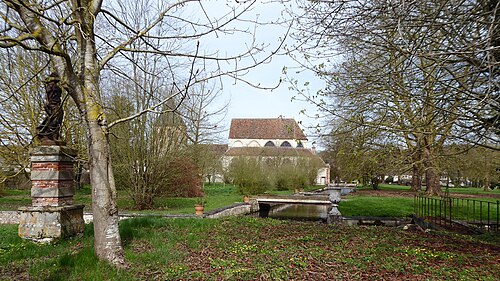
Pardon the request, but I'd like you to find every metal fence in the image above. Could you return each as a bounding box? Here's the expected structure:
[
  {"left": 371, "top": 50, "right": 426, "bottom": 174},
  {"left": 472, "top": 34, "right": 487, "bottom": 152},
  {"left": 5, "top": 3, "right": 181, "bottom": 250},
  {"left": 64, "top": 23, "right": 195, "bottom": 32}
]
[{"left": 414, "top": 195, "right": 499, "bottom": 233}]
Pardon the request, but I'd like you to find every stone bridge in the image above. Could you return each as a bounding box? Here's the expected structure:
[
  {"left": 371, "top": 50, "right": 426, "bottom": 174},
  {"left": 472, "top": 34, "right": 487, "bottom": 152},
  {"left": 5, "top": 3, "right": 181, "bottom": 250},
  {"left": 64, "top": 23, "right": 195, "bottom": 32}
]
[{"left": 251, "top": 192, "right": 342, "bottom": 224}]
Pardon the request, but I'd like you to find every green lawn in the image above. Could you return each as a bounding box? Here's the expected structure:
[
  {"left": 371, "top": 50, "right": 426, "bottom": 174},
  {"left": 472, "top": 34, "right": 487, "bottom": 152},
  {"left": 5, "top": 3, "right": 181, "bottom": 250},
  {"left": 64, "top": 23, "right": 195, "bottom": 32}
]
[
  {"left": 2, "top": 184, "right": 499, "bottom": 279},
  {"left": 0, "top": 184, "right": 315, "bottom": 213},
  {"left": 0, "top": 184, "right": 246, "bottom": 213},
  {"left": 2, "top": 183, "right": 497, "bottom": 218},
  {"left": 1, "top": 217, "right": 498, "bottom": 280},
  {"left": 339, "top": 196, "right": 415, "bottom": 217},
  {"left": 361, "top": 184, "right": 500, "bottom": 196}
]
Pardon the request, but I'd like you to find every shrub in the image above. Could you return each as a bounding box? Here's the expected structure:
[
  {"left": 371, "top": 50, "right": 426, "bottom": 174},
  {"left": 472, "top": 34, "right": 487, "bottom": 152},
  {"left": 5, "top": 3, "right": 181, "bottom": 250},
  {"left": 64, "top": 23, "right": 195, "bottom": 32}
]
[
  {"left": 227, "top": 157, "right": 270, "bottom": 195},
  {"left": 228, "top": 156, "right": 323, "bottom": 194},
  {"left": 160, "top": 156, "right": 203, "bottom": 198}
]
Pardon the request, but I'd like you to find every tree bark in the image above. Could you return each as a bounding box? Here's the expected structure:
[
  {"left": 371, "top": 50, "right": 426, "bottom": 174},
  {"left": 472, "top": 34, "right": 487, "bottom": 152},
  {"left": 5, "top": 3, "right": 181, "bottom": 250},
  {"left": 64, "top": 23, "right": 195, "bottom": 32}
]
[
  {"left": 88, "top": 119, "right": 125, "bottom": 267},
  {"left": 82, "top": 18, "right": 125, "bottom": 265},
  {"left": 423, "top": 146, "right": 441, "bottom": 196},
  {"left": 410, "top": 147, "right": 422, "bottom": 192},
  {"left": 410, "top": 163, "right": 422, "bottom": 192},
  {"left": 484, "top": 174, "right": 490, "bottom": 192}
]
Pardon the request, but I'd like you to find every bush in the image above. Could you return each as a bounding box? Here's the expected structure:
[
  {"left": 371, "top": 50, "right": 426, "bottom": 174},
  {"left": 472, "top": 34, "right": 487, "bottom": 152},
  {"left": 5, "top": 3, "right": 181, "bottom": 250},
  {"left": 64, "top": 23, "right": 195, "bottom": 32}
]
[
  {"left": 227, "top": 157, "right": 270, "bottom": 195},
  {"left": 273, "top": 165, "right": 295, "bottom": 191},
  {"left": 228, "top": 156, "right": 323, "bottom": 194},
  {"left": 160, "top": 157, "right": 203, "bottom": 198},
  {"left": 113, "top": 152, "right": 203, "bottom": 210}
]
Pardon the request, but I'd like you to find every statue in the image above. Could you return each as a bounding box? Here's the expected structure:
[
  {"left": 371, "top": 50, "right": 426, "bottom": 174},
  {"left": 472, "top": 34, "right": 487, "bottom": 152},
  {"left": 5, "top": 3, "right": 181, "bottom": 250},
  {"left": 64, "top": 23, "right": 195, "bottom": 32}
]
[{"left": 36, "top": 72, "right": 64, "bottom": 145}]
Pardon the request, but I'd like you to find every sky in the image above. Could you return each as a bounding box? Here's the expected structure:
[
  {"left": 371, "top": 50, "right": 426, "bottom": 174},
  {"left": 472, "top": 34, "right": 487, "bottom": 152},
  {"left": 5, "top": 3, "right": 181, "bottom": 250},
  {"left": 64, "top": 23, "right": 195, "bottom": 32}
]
[{"left": 192, "top": 1, "right": 327, "bottom": 148}]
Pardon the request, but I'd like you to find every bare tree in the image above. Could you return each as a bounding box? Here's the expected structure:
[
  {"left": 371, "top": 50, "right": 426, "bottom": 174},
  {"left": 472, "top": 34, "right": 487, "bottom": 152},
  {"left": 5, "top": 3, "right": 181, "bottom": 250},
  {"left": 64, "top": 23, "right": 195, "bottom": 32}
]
[
  {"left": 287, "top": 0, "right": 499, "bottom": 195},
  {"left": 178, "top": 81, "right": 228, "bottom": 185},
  {"left": 180, "top": 81, "right": 228, "bottom": 145},
  {"left": 0, "top": 0, "right": 287, "bottom": 266}
]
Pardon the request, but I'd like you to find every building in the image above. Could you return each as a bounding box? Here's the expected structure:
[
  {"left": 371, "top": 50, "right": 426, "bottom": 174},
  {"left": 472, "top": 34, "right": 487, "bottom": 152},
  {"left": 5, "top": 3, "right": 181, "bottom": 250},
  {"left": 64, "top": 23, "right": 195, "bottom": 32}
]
[
  {"left": 228, "top": 118, "right": 309, "bottom": 148},
  {"left": 223, "top": 118, "right": 329, "bottom": 185}
]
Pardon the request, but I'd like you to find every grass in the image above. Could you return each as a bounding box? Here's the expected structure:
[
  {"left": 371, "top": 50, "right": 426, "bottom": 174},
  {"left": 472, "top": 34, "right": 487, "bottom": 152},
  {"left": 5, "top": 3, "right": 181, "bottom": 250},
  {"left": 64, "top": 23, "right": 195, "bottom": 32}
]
[
  {"left": 2, "top": 184, "right": 499, "bottom": 279},
  {"left": 0, "top": 217, "right": 499, "bottom": 280},
  {"left": 1, "top": 183, "right": 497, "bottom": 218},
  {"left": 362, "top": 184, "right": 500, "bottom": 196},
  {"left": 0, "top": 183, "right": 311, "bottom": 213},
  {"left": 0, "top": 184, "right": 245, "bottom": 213},
  {"left": 352, "top": 184, "right": 499, "bottom": 218},
  {"left": 339, "top": 196, "right": 415, "bottom": 217}
]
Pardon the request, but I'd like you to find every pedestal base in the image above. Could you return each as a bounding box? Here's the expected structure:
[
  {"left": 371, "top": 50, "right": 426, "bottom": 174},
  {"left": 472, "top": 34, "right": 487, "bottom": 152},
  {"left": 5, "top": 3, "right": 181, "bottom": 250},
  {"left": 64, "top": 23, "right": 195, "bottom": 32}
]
[
  {"left": 327, "top": 204, "right": 342, "bottom": 224},
  {"left": 18, "top": 204, "right": 84, "bottom": 243}
]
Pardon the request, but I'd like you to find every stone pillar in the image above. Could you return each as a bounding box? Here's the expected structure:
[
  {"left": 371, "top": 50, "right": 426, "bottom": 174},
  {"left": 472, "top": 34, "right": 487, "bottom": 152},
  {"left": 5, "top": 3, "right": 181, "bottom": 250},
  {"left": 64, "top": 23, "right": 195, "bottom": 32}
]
[
  {"left": 18, "top": 146, "right": 84, "bottom": 243},
  {"left": 327, "top": 189, "right": 342, "bottom": 224}
]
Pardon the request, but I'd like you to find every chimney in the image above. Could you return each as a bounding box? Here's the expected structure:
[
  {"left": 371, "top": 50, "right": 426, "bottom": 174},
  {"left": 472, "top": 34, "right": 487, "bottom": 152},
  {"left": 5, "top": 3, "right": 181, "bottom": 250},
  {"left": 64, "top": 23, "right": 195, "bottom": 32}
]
[{"left": 311, "top": 146, "right": 316, "bottom": 155}]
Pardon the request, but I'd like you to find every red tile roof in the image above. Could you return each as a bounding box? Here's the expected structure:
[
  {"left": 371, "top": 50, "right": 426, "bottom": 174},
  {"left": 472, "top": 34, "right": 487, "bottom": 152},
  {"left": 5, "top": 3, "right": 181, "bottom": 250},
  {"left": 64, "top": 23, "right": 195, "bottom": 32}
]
[{"left": 228, "top": 118, "right": 308, "bottom": 140}]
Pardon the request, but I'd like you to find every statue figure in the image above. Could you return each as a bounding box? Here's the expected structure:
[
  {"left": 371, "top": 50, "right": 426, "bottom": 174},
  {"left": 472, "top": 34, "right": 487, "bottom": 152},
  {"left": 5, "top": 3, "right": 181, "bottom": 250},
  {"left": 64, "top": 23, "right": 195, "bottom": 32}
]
[{"left": 36, "top": 72, "right": 64, "bottom": 145}]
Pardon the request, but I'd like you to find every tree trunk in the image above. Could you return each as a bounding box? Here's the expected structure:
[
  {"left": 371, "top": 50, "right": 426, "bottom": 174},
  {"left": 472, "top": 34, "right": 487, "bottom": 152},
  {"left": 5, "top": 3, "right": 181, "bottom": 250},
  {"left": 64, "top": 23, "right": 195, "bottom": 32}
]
[
  {"left": 74, "top": 160, "right": 83, "bottom": 190},
  {"left": 484, "top": 174, "right": 490, "bottom": 192},
  {"left": 425, "top": 166, "right": 441, "bottom": 196},
  {"left": 410, "top": 163, "right": 422, "bottom": 192},
  {"left": 78, "top": 2, "right": 125, "bottom": 266},
  {"left": 88, "top": 119, "right": 126, "bottom": 267},
  {"left": 423, "top": 147, "right": 441, "bottom": 196}
]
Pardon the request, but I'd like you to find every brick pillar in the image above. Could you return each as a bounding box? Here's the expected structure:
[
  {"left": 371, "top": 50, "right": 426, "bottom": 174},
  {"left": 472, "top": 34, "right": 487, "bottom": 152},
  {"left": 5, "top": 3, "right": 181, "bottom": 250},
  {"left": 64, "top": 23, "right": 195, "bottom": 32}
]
[
  {"left": 18, "top": 145, "right": 84, "bottom": 243},
  {"left": 30, "top": 146, "right": 76, "bottom": 206}
]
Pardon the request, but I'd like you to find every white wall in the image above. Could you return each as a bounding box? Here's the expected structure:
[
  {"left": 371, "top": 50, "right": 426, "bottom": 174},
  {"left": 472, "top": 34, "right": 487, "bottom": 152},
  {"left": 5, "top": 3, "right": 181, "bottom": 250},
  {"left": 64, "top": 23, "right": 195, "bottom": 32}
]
[{"left": 228, "top": 138, "right": 309, "bottom": 148}]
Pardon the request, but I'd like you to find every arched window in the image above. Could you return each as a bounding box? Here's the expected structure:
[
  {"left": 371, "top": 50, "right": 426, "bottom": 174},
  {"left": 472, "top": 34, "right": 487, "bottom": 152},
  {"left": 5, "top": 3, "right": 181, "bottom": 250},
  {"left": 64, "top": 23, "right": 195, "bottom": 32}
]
[
  {"left": 248, "top": 140, "right": 261, "bottom": 147},
  {"left": 280, "top": 141, "right": 291, "bottom": 147},
  {"left": 264, "top": 141, "right": 275, "bottom": 147},
  {"left": 232, "top": 140, "right": 243, "bottom": 147}
]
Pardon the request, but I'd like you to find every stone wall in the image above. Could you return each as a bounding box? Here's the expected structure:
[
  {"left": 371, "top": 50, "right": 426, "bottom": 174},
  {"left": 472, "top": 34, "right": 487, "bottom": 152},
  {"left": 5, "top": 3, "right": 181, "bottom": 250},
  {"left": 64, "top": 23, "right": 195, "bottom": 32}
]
[
  {"left": 18, "top": 205, "right": 85, "bottom": 243},
  {"left": 205, "top": 202, "right": 258, "bottom": 218},
  {"left": 0, "top": 211, "right": 20, "bottom": 224}
]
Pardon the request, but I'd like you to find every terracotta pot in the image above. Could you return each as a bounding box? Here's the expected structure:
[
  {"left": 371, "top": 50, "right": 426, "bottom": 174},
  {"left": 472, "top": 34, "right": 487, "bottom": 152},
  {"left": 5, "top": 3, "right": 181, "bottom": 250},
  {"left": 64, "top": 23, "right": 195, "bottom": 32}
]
[{"left": 195, "top": 205, "right": 204, "bottom": 215}]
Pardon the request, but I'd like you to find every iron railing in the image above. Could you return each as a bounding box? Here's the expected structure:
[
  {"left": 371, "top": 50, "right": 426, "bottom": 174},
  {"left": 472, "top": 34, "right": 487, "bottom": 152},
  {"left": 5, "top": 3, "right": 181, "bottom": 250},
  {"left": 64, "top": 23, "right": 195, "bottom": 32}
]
[{"left": 414, "top": 195, "right": 499, "bottom": 233}]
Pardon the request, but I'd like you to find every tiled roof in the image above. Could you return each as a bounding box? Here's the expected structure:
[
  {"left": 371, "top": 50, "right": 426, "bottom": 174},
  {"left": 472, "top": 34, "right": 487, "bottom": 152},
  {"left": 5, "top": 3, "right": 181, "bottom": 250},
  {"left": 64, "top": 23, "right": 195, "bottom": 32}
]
[
  {"left": 225, "top": 147, "right": 319, "bottom": 158},
  {"left": 228, "top": 118, "right": 308, "bottom": 140}
]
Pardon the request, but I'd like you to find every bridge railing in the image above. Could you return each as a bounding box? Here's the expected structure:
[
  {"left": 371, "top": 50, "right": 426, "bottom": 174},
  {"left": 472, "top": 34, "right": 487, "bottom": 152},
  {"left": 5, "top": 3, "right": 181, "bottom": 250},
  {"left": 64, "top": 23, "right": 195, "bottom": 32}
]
[{"left": 414, "top": 195, "right": 499, "bottom": 233}]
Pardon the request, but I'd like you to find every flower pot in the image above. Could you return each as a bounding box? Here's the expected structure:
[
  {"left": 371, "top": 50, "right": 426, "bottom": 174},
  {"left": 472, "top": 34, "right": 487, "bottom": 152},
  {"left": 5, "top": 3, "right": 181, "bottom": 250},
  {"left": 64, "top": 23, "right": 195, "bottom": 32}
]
[
  {"left": 243, "top": 196, "right": 250, "bottom": 203},
  {"left": 195, "top": 205, "right": 204, "bottom": 215}
]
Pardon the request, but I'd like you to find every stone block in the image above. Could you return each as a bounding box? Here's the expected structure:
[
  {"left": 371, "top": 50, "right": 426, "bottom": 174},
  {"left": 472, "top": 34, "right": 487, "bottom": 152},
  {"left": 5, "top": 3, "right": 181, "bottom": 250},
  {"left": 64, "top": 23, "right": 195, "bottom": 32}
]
[
  {"left": 31, "top": 155, "right": 76, "bottom": 163},
  {"left": 31, "top": 185, "right": 75, "bottom": 198},
  {"left": 18, "top": 205, "right": 84, "bottom": 243},
  {"left": 31, "top": 170, "right": 73, "bottom": 181},
  {"left": 30, "top": 146, "right": 77, "bottom": 158}
]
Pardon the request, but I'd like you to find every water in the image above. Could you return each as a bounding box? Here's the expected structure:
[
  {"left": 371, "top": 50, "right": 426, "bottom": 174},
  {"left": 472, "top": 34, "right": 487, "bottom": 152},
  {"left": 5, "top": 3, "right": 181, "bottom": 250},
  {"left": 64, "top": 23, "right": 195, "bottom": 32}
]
[
  {"left": 268, "top": 204, "right": 329, "bottom": 221},
  {"left": 266, "top": 188, "right": 347, "bottom": 222}
]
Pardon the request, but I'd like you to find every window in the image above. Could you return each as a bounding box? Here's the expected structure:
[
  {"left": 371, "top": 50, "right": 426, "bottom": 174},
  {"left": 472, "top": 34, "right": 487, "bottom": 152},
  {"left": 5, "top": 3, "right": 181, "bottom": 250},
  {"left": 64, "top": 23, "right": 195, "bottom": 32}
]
[
  {"left": 297, "top": 142, "right": 304, "bottom": 148},
  {"left": 248, "top": 140, "right": 261, "bottom": 147},
  {"left": 264, "top": 141, "right": 275, "bottom": 147},
  {"left": 280, "top": 141, "right": 291, "bottom": 147}
]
